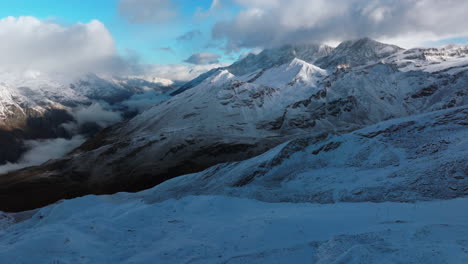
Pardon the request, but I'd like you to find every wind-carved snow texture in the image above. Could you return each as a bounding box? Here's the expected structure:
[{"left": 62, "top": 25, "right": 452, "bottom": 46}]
[
  {"left": 0, "top": 191, "right": 467, "bottom": 263},
  {"left": 0, "top": 38, "right": 467, "bottom": 213}
]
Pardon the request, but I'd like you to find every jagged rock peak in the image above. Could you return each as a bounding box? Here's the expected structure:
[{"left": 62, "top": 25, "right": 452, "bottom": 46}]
[
  {"left": 227, "top": 43, "right": 333, "bottom": 76},
  {"left": 316, "top": 37, "right": 404, "bottom": 68}
]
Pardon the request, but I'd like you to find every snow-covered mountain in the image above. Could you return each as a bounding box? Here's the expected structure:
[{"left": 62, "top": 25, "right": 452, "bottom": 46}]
[
  {"left": 0, "top": 71, "right": 174, "bottom": 165},
  {"left": 0, "top": 71, "right": 174, "bottom": 129},
  {"left": 144, "top": 106, "right": 467, "bottom": 204},
  {"left": 170, "top": 43, "right": 333, "bottom": 96},
  {"left": 315, "top": 37, "right": 403, "bottom": 68},
  {"left": 0, "top": 38, "right": 467, "bottom": 212},
  {"left": 0, "top": 107, "right": 467, "bottom": 263}
]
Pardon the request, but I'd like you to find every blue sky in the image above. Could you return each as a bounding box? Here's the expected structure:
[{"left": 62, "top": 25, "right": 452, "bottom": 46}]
[{"left": 0, "top": 0, "right": 241, "bottom": 65}]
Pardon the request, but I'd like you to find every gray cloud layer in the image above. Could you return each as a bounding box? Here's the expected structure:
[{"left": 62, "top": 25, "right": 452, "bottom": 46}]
[
  {"left": 213, "top": 0, "right": 468, "bottom": 50},
  {"left": 176, "top": 30, "right": 203, "bottom": 41},
  {"left": 184, "top": 52, "right": 221, "bottom": 65}
]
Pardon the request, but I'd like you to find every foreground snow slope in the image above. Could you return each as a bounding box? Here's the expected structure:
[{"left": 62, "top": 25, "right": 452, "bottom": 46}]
[{"left": 1, "top": 195, "right": 467, "bottom": 263}]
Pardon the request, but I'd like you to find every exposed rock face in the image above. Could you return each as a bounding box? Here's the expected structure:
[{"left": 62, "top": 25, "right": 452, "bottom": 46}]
[{"left": 0, "top": 38, "right": 467, "bottom": 212}]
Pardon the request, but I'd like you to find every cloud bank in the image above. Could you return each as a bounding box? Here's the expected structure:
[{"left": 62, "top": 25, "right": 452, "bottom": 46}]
[
  {"left": 213, "top": 0, "right": 468, "bottom": 50},
  {"left": 0, "top": 16, "right": 225, "bottom": 82},
  {"left": 0, "top": 136, "right": 85, "bottom": 174},
  {"left": 121, "top": 90, "right": 170, "bottom": 112},
  {"left": 0, "top": 16, "right": 134, "bottom": 77},
  {"left": 73, "top": 103, "right": 123, "bottom": 128}
]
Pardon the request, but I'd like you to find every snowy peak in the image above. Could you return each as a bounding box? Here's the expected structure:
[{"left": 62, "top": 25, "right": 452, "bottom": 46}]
[
  {"left": 203, "top": 69, "right": 235, "bottom": 85},
  {"left": 227, "top": 43, "right": 333, "bottom": 76},
  {"left": 237, "top": 58, "right": 326, "bottom": 90},
  {"left": 316, "top": 38, "right": 403, "bottom": 68},
  {"left": 171, "top": 44, "right": 332, "bottom": 96},
  {"left": 172, "top": 38, "right": 402, "bottom": 97}
]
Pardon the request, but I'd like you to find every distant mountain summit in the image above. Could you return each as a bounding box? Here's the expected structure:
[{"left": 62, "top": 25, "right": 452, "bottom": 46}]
[
  {"left": 172, "top": 38, "right": 403, "bottom": 96},
  {"left": 316, "top": 37, "right": 403, "bottom": 68},
  {"left": 227, "top": 44, "right": 333, "bottom": 76},
  {"left": 171, "top": 43, "right": 333, "bottom": 95}
]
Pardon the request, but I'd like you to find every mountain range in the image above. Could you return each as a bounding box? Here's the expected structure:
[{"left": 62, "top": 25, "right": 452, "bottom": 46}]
[
  {"left": 0, "top": 38, "right": 466, "bottom": 212},
  {"left": 0, "top": 37, "right": 467, "bottom": 263},
  {"left": 0, "top": 72, "right": 174, "bottom": 166}
]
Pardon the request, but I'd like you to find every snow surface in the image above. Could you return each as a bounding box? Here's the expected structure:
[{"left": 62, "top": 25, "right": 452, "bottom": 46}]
[{"left": 1, "top": 195, "right": 467, "bottom": 264}]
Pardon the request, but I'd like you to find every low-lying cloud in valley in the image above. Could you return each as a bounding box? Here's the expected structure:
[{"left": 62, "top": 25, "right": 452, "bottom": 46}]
[
  {"left": 73, "top": 103, "right": 123, "bottom": 128},
  {"left": 0, "top": 136, "right": 85, "bottom": 175},
  {"left": 121, "top": 91, "right": 170, "bottom": 112}
]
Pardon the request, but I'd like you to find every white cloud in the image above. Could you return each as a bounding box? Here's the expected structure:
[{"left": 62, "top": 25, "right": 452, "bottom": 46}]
[
  {"left": 0, "top": 16, "right": 132, "bottom": 77},
  {"left": 0, "top": 136, "right": 85, "bottom": 174},
  {"left": 0, "top": 17, "right": 143, "bottom": 76},
  {"left": 213, "top": 0, "right": 468, "bottom": 50},
  {"left": 121, "top": 90, "right": 170, "bottom": 112},
  {"left": 73, "top": 103, "right": 123, "bottom": 128},
  {"left": 0, "top": 16, "right": 226, "bottom": 83},
  {"left": 119, "top": 0, "right": 178, "bottom": 24}
]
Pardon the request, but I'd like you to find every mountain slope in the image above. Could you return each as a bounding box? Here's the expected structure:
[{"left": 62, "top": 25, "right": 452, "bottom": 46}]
[
  {"left": 0, "top": 107, "right": 467, "bottom": 263},
  {"left": 0, "top": 39, "right": 467, "bottom": 212},
  {"left": 170, "top": 43, "right": 333, "bottom": 95},
  {"left": 0, "top": 71, "right": 174, "bottom": 165},
  {"left": 141, "top": 106, "right": 468, "bottom": 204}
]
